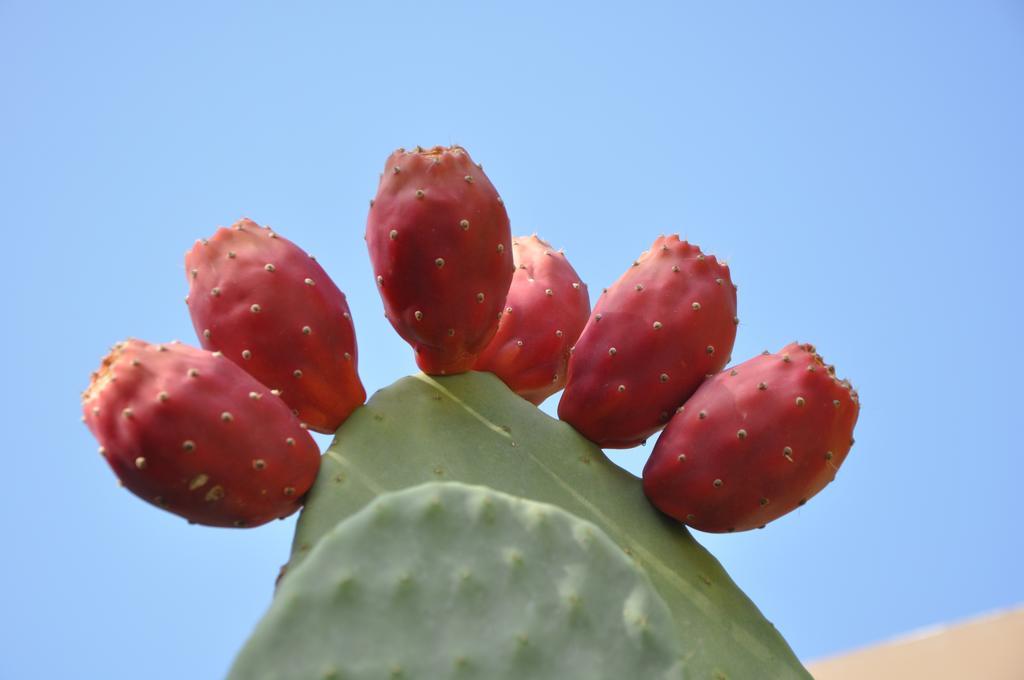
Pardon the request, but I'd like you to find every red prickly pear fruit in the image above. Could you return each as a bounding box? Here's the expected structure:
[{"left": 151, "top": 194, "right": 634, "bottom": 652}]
[
  {"left": 185, "top": 218, "right": 366, "bottom": 434},
  {"left": 81, "top": 339, "right": 321, "bottom": 528},
  {"left": 557, "top": 236, "right": 738, "bottom": 448},
  {"left": 642, "top": 342, "right": 860, "bottom": 533},
  {"left": 365, "top": 145, "right": 514, "bottom": 375},
  {"left": 473, "top": 235, "right": 591, "bottom": 404}
]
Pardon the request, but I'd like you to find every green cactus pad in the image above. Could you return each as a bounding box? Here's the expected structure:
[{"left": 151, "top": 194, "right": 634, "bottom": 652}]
[
  {"left": 230, "top": 482, "right": 686, "bottom": 680},
  {"left": 289, "top": 371, "right": 810, "bottom": 679}
]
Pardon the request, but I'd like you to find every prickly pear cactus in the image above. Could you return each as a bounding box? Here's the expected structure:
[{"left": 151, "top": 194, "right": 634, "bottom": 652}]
[
  {"left": 287, "top": 371, "right": 809, "bottom": 679},
  {"left": 83, "top": 145, "right": 861, "bottom": 680},
  {"left": 232, "top": 482, "right": 686, "bottom": 680}
]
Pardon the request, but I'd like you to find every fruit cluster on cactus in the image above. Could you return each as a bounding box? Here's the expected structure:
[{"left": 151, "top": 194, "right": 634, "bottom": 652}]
[{"left": 82, "top": 144, "right": 859, "bottom": 679}]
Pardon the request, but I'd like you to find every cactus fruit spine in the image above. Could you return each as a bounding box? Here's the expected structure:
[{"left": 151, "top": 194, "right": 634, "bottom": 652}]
[
  {"left": 559, "top": 235, "right": 738, "bottom": 448},
  {"left": 81, "top": 339, "right": 320, "bottom": 527},
  {"left": 473, "top": 234, "right": 591, "bottom": 404},
  {"left": 232, "top": 482, "right": 686, "bottom": 680},
  {"left": 365, "top": 145, "right": 513, "bottom": 375},
  {"left": 643, "top": 342, "right": 860, "bottom": 532},
  {"left": 185, "top": 218, "right": 365, "bottom": 433}
]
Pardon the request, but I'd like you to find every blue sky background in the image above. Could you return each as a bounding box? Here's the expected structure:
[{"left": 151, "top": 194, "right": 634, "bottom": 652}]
[{"left": 2, "top": 1, "right": 1022, "bottom": 677}]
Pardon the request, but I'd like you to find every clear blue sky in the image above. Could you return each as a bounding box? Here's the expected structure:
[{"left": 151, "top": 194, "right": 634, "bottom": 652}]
[{"left": 3, "top": 2, "right": 1022, "bottom": 677}]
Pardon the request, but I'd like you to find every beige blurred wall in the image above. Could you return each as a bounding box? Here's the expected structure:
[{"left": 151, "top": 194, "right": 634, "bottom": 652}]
[{"left": 806, "top": 606, "right": 1024, "bottom": 680}]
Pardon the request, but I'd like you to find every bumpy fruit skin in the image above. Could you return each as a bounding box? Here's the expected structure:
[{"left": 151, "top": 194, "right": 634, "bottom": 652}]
[
  {"left": 81, "top": 339, "right": 321, "bottom": 528},
  {"left": 185, "top": 218, "right": 365, "bottom": 433},
  {"left": 558, "top": 236, "right": 738, "bottom": 448},
  {"left": 365, "top": 145, "right": 513, "bottom": 375},
  {"left": 642, "top": 342, "right": 860, "bottom": 533},
  {"left": 472, "top": 235, "right": 590, "bottom": 404}
]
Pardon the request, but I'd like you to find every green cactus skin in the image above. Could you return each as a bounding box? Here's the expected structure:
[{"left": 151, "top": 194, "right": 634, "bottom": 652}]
[
  {"left": 232, "top": 482, "right": 687, "bottom": 680},
  {"left": 288, "top": 371, "right": 810, "bottom": 680}
]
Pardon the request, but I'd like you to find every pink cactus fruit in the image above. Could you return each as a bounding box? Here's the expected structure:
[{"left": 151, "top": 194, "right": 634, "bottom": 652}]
[
  {"left": 81, "top": 339, "right": 321, "bottom": 528},
  {"left": 557, "top": 235, "right": 738, "bottom": 448},
  {"left": 642, "top": 342, "right": 860, "bottom": 533},
  {"left": 365, "top": 145, "right": 513, "bottom": 375},
  {"left": 472, "top": 235, "right": 591, "bottom": 404},
  {"left": 185, "top": 218, "right": 365, "bottom": 434}
]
